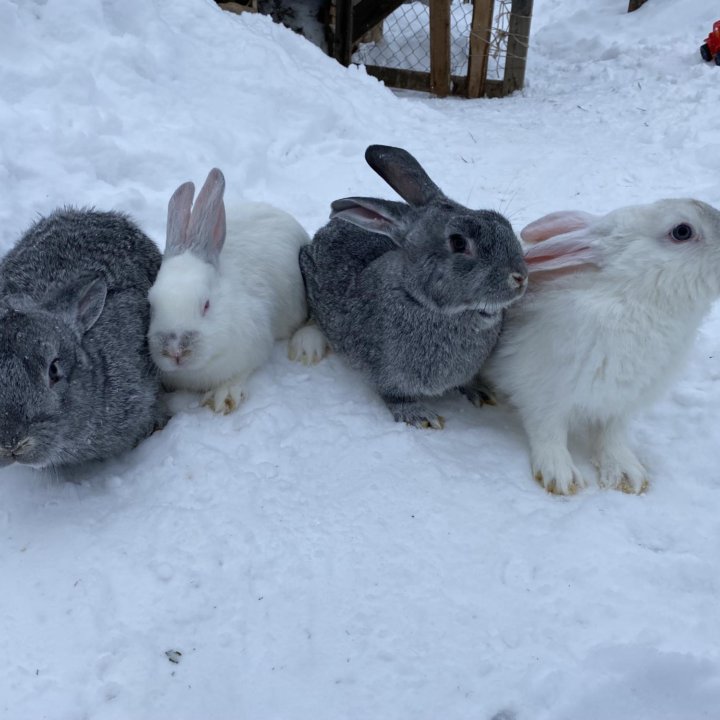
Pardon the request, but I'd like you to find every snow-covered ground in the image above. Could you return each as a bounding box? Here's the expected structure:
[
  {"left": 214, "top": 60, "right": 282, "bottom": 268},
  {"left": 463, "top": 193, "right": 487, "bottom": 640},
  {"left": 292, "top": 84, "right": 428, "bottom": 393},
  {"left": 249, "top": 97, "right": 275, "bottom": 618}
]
[{"left": 1, "top": 0, "right": 720, "bottom": 718}]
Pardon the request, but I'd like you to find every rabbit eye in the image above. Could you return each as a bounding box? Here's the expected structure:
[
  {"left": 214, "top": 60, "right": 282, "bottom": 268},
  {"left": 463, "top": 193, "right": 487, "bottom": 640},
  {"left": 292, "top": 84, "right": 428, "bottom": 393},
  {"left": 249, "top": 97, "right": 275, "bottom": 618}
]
[
  {"left": 202, "top": 300, "right": 210, "bottom": 316},
  {"left": 48, "top": 358, "right": 63, "bottom": 387},
  {"left": 671, "top": 223, "right": 694, "bottom": 242},
  {"left": 449, "top": 234, "right": 470, "bottom": 255}
]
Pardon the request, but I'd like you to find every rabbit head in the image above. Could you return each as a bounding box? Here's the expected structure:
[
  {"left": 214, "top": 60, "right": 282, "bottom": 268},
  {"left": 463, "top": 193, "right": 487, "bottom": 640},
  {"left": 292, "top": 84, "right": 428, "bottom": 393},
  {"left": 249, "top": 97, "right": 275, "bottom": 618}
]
[
  {"left": 0, "top": 277, "right": 107, "bottom": 468},
  {"left": 148, "top": 168, "right": 227, "bottom": 374},
  {"left": 522, "top": 199, "right": 720, "bottom": 305},
  {"left": 330, "top": 145, "right": 527, "bottom": 314}
]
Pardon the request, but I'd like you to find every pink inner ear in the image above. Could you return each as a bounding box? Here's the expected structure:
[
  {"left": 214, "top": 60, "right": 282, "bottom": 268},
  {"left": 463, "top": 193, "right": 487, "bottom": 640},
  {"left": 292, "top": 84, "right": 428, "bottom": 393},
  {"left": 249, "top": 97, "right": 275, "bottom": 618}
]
[
  {"left": 525, "top": 244, "right": 591, "bottom": 266},
  {"left": 524, "top": 229, "right": 602, "bottom": 273},
  {"left": 521, "top": 210, "right": 597, "bottom": 244},
  {"left": 338, "top": 206, "right": 386, "bottom": 222},
  {"left": 187, "top": 168, "right": 227, "bottom": 261},
  {"left": 166, "top": 181, "right": 195, "bottom": 252}
]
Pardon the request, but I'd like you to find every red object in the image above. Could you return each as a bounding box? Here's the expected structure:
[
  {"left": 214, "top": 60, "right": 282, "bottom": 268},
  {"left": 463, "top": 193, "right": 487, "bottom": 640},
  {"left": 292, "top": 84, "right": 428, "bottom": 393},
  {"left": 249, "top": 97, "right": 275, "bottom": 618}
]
[{"left": 700, "top": 20, "right": 720, "bottom": 64}]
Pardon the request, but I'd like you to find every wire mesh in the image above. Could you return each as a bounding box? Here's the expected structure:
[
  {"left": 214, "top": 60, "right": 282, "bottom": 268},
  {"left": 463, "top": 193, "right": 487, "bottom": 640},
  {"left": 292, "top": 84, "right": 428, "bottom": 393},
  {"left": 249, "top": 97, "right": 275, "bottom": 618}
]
[
  {"left": 486, "top": 0, "right": 511, "bottom": 80},
  {"left": 352, "top": 0, "right": 513, "bottom": 81},
  {"left": 448, "top": 1, "right": 473, "bottom": 75},
  {"left": 353, "top": 2, "right": 431, "bottom": 73}
]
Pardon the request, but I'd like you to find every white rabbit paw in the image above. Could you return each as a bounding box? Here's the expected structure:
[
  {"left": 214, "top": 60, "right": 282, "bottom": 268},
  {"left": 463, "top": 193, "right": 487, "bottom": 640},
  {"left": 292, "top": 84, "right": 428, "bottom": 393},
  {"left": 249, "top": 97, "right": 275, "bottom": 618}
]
[
  {"left": 531, "top": 447, "right": 586, "bottom": 496},
  {"left": 595, "top": 449, "right": 649, "bottom": 494},
  {"left": 384, "top": 398, "right": 445, "bottom": 430},
  {"left": 202, "top": 383, "right": 247, "bottom": 415},
  {"left": 288, "top": 324, "right": 329, "bottom": 366}
]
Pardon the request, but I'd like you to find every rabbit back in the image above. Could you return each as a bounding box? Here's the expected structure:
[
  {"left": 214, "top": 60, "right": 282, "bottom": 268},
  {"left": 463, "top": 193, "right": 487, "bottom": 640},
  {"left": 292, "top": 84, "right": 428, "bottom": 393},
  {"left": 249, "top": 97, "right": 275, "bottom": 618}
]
[
  {"left": 222, "top": 202, "right": 309, "bottom": 341},
  {"left": 0, "top": 208, "right": 160, "bottom": 296},
  {"left": 300, "top": 217, "right": 395, "bottom": 347}
]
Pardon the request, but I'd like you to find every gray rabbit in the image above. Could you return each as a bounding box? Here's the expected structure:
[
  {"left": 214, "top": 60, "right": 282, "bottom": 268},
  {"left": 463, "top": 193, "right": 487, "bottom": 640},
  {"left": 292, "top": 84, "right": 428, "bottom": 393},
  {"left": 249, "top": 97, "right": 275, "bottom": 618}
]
[
  {"left": 0, "top": 208, "right": 165, "bottom": 470},
  {"left": 299, "top": 145, "right": 527, "bottom": 428}
]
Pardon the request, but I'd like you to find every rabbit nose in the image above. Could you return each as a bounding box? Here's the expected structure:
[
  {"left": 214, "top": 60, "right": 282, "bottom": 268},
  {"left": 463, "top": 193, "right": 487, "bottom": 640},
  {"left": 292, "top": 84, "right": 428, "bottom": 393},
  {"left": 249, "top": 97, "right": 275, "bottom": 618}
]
[
  {"left": 164, "top": 347, "right": 190, "bottom": 365},
  {"left": 160, "top": 331, "right": 198, "bottom": 366},
  {"left": 1, "top": 435, "right": 29, "bottom": 457},
  {"left": 509, "top": 272, "right": 528, "bottom": 289},
  {"left": 11, "top": 437, "right": 31, "bottom": 457}
]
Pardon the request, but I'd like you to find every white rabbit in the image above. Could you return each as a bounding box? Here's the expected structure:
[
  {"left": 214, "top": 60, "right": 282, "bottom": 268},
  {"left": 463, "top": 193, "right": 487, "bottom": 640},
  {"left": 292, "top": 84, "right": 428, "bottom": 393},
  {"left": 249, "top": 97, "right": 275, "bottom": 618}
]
[
  {"left": 147, "top": 168, "right": 326, "bottom": 414},
  {"left": 482, "top": 199, "right": 720, "bottom": 495}
]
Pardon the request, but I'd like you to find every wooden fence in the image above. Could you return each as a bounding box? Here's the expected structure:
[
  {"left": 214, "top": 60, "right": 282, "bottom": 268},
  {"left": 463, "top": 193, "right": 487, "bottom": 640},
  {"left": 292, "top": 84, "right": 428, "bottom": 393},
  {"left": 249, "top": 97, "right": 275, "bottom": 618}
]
[{"left": 331, "top": 0, "right": 534, "bottom": 99}]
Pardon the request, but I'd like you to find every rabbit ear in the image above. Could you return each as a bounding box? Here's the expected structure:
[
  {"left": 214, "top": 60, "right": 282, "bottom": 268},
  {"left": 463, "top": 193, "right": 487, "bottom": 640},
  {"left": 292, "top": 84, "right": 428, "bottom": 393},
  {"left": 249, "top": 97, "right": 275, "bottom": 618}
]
[
  {"left": 330, "top": 197, "right": 412, "bottom": 243},
  {"left": 521, "top": 210, "right": 598, "bottom": 244},
  {"left": 165, "top": 181, "right": 195, "bottom": 254},
  {"left": 521, "top": 210, "right": 605, "bottom": 275},
  {"left": 365, "top": 145, "right": 444, "bottom": 206},
  {"left": 186, "top": 168, "right": 227, "bottom": 266},
  {"left": 75, "top": 277, "right": 108, "bottom": 331},
  {"left": 523, "top": 228, "right": 604, "bottom": 273},
  {"left": 46, "top": 276, "right": 108, "bottom": 333}
]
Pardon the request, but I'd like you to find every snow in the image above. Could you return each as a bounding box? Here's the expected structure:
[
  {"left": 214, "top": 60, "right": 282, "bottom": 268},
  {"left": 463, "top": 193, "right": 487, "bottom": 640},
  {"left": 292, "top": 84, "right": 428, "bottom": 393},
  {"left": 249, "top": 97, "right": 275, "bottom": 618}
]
[{"left": 1, "top": 0, "right": 720, "bottom": 718}]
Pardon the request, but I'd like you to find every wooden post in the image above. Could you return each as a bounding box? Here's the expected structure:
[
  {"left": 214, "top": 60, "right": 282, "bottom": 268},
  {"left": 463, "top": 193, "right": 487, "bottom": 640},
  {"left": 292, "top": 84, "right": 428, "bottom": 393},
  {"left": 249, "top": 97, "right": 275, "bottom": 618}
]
[
  {"left": 467, "top": 0, "right": 494, "bottom": 98},
  {"left": 503, "top": 0, "right": 533, "bottom": 94},
  {"left": 334, "top": 0, "right": 353, "bottom": 66},
  {"left": 628, "top": 0, "right": 648, "bottom": 11},
  {"left": 429, "top": 0, "right": 451, "bottom": 97}
]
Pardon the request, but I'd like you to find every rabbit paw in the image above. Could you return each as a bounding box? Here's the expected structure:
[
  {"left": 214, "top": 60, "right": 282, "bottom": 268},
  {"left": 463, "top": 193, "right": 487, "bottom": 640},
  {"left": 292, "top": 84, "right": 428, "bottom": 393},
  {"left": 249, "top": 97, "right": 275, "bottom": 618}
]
[
  {"left": 384, "top": 398, "right": 445, "bottom": 429},
  {"left": 531, "top": 447, "right": 586, "bottom": 496},
  {"left": 288, "top": 323, "right": 329, "bottom": 366},
  {"left": 459, "top": 382, "right": 496, "bottom": 408},
  {"left": 595, "top": 450, "right": 649, "bottom": 494},
  {"left": 202, "top": 383, "right": 247, "bottom": 415}
]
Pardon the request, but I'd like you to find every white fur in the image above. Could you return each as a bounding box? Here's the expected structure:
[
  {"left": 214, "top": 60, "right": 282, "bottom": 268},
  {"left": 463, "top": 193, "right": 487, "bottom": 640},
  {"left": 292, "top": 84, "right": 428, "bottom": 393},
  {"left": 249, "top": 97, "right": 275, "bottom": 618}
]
[
  {"left": 483, "top": 199, "right": 720, "bottom": 495},
  {"left": 148, "top": 202, "right": 312, "bottom": 412},
  {"left": 287, "top": 321, "right": 330, "bottom": 365}
]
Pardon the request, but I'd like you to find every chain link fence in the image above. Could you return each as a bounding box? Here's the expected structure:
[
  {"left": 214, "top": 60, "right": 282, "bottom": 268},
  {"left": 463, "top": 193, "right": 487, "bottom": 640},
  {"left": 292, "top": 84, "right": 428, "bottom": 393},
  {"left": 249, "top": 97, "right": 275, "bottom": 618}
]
[
  {"left": 486, "top": 0, "right": 511, "bottom": 81},
  {"left": 352, "top": 0, "right": 513, "bottom": 80},
  {"left": 352, "top": 2, "right": 431, "bottom": 73}
]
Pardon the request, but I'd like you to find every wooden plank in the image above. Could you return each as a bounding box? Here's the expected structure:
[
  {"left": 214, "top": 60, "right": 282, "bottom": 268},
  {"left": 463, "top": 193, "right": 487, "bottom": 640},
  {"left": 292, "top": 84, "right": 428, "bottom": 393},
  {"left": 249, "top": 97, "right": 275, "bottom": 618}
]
[
  {"left": 365, "top": 66, "right": 434, "bottom": 93},
  {"left": 628, "top": 0, "right": 648, "bottom": 11},
  {"left": 452, "top": 75, "right": 505, "bottom": 97},
  {"left": 353, "top": 0, "right": 405, "bottom": 42},
  {"left": 503, "top": 0, "right": 533, "bottom": 95},
  {"left": 217, "top": 0, "right": 257, "bottom": 13},
  {"left": 364, "top": 65, "right": 501, "bottom": 98},
  {"left": 429, "top": 0, "right": 451, "bottom": 97},
  {"left": 467, "top": 0, "right": 494, "bottom": 98},
  {"left": 334, "top": 0, "right": 353, "bottom": 66}
]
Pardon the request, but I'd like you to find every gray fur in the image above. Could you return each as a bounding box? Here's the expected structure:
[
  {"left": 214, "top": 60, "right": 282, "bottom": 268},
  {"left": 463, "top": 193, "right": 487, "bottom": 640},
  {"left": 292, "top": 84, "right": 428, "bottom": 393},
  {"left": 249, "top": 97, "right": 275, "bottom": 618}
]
[
  {"left": 0, "top": 208, "right": 165, "bottom": 469},
  {"left": 299, "top": 144, "right": 527, "bottom": 427}
]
